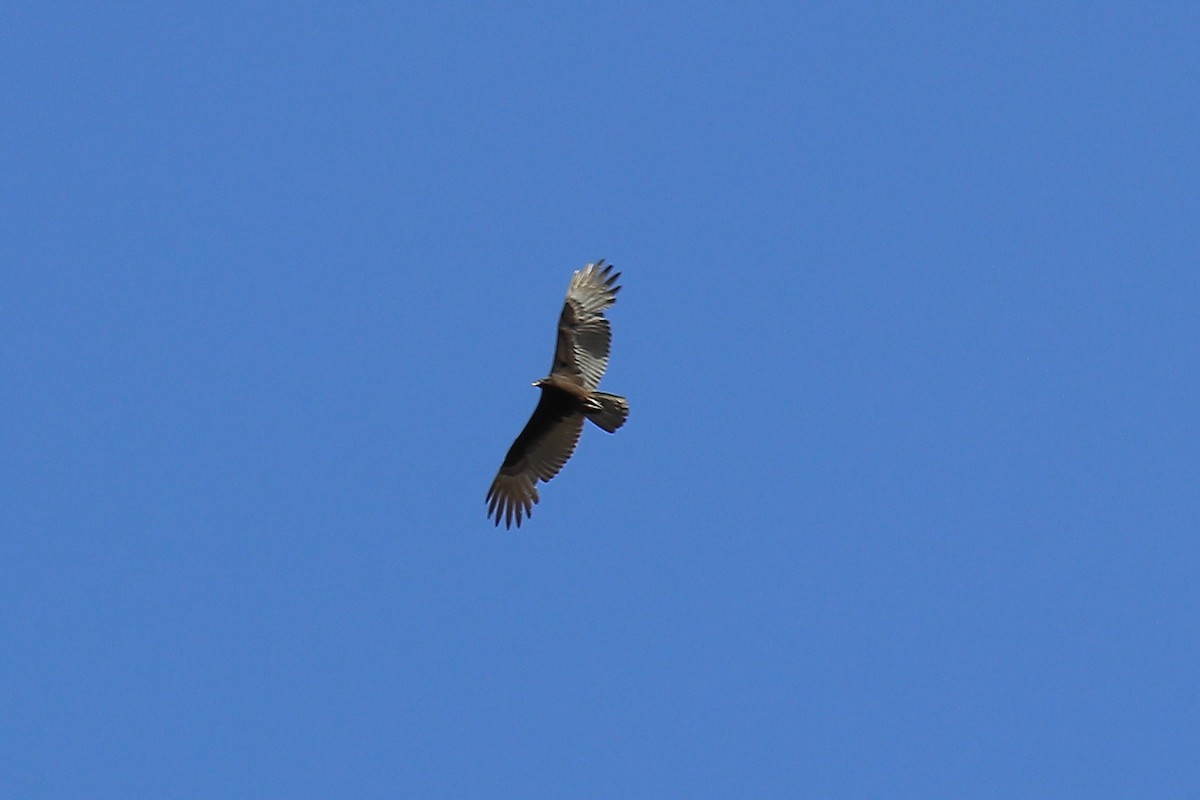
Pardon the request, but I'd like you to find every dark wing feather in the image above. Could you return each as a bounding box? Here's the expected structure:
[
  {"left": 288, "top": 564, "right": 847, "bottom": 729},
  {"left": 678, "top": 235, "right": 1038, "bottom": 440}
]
[
  {"left": 550, "top": 260, "right": 621, "bottom": 390},
  {"left": 486, "top": 389, "right": 585, "bottom": 528}
]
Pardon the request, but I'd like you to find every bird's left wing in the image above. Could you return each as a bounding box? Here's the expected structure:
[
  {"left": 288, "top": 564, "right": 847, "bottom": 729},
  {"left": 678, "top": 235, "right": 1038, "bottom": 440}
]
[{"left": 550, "top": 260, "right": 621, "bottom": 390}]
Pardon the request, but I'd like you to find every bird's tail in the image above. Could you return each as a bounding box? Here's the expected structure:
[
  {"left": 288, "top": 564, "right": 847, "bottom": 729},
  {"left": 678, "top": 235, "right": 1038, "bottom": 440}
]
[{"left": 585, "top": 392, "right": 629, "bottom": 433}]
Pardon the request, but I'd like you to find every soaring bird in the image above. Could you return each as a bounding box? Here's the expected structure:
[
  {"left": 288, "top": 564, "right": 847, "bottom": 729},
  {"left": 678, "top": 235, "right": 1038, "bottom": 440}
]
[{"left": 486, "top": 260, "right": 629, "bottom": 528}]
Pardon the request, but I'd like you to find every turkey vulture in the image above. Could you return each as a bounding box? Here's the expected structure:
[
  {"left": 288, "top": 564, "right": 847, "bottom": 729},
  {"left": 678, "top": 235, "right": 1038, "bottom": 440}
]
[{"left": 486, "top": 260, "right": 629, "bottom": 528}]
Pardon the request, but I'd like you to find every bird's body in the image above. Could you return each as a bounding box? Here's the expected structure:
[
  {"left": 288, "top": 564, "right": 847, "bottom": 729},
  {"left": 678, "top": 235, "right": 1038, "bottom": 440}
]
[
  {"left": 534, "top": 373, "right": 590, "bottom": 401},
  {"left": 486, "top": 261, "right": 628, "bottom": 528}
]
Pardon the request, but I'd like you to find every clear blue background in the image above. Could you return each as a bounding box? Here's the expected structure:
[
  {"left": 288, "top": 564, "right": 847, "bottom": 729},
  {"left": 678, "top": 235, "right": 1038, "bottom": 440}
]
[{"left": 3, "top": 4, "right": 1197, "bottom": 797}]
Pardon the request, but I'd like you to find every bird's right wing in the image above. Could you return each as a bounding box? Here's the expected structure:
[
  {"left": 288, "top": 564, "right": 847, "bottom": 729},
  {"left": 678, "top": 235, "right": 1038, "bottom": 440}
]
[
  {"left": 486, "top": 391, "right": 585, "bottom": 529},
  {"left": 550, "top": 260, "right": 621, "bottom": 390}
]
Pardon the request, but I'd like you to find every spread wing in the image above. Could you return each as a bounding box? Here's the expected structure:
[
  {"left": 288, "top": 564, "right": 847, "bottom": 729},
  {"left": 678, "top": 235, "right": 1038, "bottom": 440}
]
[
  {"left": 550, "top": 260, "right": 621, "bottom": 391},
  {"left": 486, "top": 390, "right": 585, "bottom": 529}
]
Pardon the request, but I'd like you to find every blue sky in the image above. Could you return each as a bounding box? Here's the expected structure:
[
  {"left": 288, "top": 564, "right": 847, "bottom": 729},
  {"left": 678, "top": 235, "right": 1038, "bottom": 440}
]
[{"left": 3, "top": 3, "right": 1197, "bottom": 797}]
